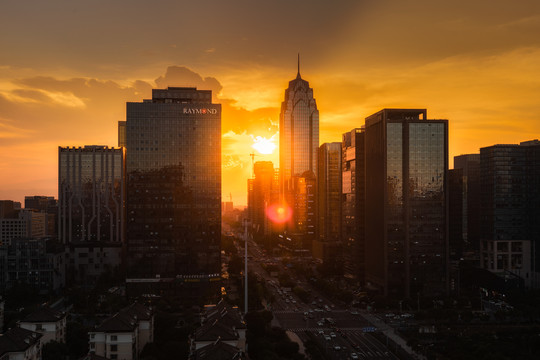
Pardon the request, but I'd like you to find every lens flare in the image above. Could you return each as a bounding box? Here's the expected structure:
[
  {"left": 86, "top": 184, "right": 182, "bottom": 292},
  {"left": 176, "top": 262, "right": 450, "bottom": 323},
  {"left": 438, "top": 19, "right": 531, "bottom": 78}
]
[{"left": 266, "top": 203, "right": 292, "bottom": 223}]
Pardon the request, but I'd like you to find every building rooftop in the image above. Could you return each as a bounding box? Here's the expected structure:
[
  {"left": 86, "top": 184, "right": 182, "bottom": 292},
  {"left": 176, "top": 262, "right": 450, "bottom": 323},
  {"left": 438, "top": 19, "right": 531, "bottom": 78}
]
[
  {"left": 193, "top": 339, "right": 244, "bottom": 360},
  {"left": 0, "top": 327, "right": 42, "bottom": 357},
  {"left": 20, "top": 307, "right": 65, "bottom": 323}
]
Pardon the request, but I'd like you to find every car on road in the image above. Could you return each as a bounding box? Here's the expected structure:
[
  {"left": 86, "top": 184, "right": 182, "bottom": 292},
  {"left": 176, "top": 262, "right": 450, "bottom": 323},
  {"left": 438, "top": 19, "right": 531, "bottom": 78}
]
[
  {"left": 350, "top": 353, "right": 359, "bottom": 359},
  {"left": 333, "top": 346, "right": 341, "bottom": 351},
  {"left": 330, "top": 332, "right": 336, "bottom": 338},
  {"left": 324, "top": 335, "right": 331, "bottom": 341}
]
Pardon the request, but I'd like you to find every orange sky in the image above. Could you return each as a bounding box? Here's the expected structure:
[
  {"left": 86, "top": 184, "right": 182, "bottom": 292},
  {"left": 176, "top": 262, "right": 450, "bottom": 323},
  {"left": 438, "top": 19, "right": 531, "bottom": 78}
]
[{"left": 1, "top": 0, "right": 540, "bottom": 206}]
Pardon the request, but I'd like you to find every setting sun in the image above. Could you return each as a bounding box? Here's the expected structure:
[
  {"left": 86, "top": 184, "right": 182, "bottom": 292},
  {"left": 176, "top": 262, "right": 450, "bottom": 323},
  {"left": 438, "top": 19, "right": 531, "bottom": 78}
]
[{"left": 252, "top": 135, "right": 277, "bottom": 155}]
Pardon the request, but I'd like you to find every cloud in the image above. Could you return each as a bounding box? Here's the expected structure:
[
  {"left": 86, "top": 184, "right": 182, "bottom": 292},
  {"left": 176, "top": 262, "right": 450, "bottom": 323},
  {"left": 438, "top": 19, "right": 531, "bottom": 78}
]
[{"left": 154, "top": 66, "right": 222, "bottom": 97}]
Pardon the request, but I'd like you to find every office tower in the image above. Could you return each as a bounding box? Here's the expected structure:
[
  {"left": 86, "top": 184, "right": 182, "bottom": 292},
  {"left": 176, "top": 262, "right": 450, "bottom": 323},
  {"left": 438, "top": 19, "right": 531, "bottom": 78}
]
[
  {"left": 58, "top": 146, "right": 125, "bottom": 244},
  {"left": 249, "top": 161, "right": 278, "bottom": 243},
  {"left": 480, "top": 140, "right": 540, "bottom": 288},
  {"left": 342, "top": 128, "right": 366, "bottom": 281},
  {"left": 365, "top": 109, "right": 448, "bottom": 298},
  {"left": 449, "top": 154, "right": 480, "bottom": 261},
  {"left": 24, "top": 196, "right": 58, "bottom": 238},
  {"left": 125, "top": 87, "right": 221, "bottom": 297},
  {"left": 279, "top": 58, "right": 319, "bottom": 250},
  {"left": 314, "top": 143, "right": 342, "bottom": 273}
]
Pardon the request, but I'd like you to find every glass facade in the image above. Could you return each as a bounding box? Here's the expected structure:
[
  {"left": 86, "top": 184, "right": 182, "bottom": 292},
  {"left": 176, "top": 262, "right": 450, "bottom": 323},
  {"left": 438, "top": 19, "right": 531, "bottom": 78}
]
[
  {"left": 342, "top": 129, "right": 365, "bottom": 281},
  {"left": 125, "top": 87, "right": 221, "bottom": 281},
  {"left": 365, "top": 109, "right": 448, "bottom": 298},
  {"left": 58, "top": 146, "right": 125, "bottom": 244},
  {"left": 280, "top": 73, "right": 319, "bottom": 193},
  {"left": 279, "top": 72, "right": 319, "bottom": 246}
]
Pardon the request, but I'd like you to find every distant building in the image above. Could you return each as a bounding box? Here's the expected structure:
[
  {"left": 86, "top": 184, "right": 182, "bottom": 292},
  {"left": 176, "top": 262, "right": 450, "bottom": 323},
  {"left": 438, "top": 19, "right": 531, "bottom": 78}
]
[
  {"left": 125, "top": 87, "right": 221, "bottom": 301},
  {"left": 341, "top": 128, "right": 366, "bottom": 281},
  {"left": 0, "top": 238, "right": 65, "bottom": 293},
  {"left": 449, "top": 154, "right": 481, "bottom": 261},
  {"left": 249, "top": 161, "right": 279, "bottom": 244},
  {"left": 89, "top": 303, "right": 153, "bottom": 360},
  {"left": 0, "top": 327, "right": 42, "bottom": 360},
  {"left": 19, "top": 307, "right": 67, "bottom": 344},
  {"left": 279, "top": 58, "right": 319, "bottom": 251},
  {"left": 364, "top": 109, "right": 448, "bottom": 298},
  {"left": 117, "top": 121, "right": 126, "bottom": 148},
  {"left": 315, "top": 143, "right": 342, "bottom": 273},
  {"left": 24, "top": 196, "right": 58, "bottom": 238},
  {"left": 0, "top": 208, "right": 46, "bottom": 247},
  {"left": 58, "top": 146, "right": 125, "bottom": 244},
  {"left": 480, "top": 140, "right": 540, "bottom": 288}
]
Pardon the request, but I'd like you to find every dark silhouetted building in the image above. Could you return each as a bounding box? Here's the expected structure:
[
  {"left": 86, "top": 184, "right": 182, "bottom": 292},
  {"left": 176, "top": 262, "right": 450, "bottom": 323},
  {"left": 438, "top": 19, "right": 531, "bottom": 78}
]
[
  {"left": 480, "top": 140, "right": 540, "bottom": 288},
  {"left": 314, "top": 142, "right": 342, "bottom": 273},
  {"left": 365, "top": 109, "right": 448, "bottom": 298},
  {"left": 125, "top": 87, "right": 221, "bottom": 300},
  {"left": 58, "top": 146, "right": 125, "bottom": 244},
  {"left": 249, "top": 161, "right": 278, "bottom": 244},
  {"left": 342, "top": 128, "right": 366, "bottom": 281},
  {"left": 279, "top": 58, "right": 319, "bottom": 251},
  {"left": 449, "top": 154, "right": 480, "bottom": 261}
]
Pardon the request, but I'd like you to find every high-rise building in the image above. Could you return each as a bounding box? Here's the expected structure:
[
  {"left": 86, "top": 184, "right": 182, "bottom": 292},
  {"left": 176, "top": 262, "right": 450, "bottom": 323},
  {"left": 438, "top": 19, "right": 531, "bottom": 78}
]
[
  {"left": 480, "top": 140, "right": 540, "bottom": 288},
  {"left": 365, "top": 109, "right": 448, "bottom": 298},
  {"left": 58, "top": 146, "right": 125, "bottom": 244},
  {"left": 125, "top": 87, "right": 221, "bottom": 298},
  {"left": 279, "top": 58, "right": 319, "bottom": 250},
  {"left": 342, "top": 128, "right": 366, "bottom": 281},
  {"left": 449, "top": 154, "right": 480, "bottom": 261},
  {"left": 314, "top": 143, "right": 342, "bottom": 272},
  {"left": 249, "top": 161, "right": 278, "bottom": 243}
]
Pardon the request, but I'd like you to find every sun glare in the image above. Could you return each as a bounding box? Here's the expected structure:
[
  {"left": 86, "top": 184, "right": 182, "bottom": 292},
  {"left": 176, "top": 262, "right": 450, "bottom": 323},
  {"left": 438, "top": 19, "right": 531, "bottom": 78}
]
[
  {"left": 252, "top": 135, "right": 276, "bottom": 155},
  {"left": 266, "top": 203, "right": 292, "bottom": 224}
]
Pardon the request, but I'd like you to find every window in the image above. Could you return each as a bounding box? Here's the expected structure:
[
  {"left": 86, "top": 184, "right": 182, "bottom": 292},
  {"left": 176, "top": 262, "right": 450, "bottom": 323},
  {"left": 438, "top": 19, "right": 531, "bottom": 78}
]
[
  {"left": 110, "top": 344, "right": 118, "bottom": 352},
  {"left": 111, "top": 335, "right": 118, "bottom": 341}
]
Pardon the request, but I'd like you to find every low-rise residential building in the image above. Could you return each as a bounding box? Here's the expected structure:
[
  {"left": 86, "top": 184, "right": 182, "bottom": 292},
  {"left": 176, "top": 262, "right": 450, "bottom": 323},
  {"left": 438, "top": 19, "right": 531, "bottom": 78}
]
[
  {"left": 18, "top": 307, "right": 67, "bottom": 344},
  {"left": 88, "top": 303, "right": 153, "bottom": 360},
  {"left": 190, "top": 300, "right": 246, "bottom": 359},
  {"left": 0, "top": 327, "right": 42, "bottom": 360}
]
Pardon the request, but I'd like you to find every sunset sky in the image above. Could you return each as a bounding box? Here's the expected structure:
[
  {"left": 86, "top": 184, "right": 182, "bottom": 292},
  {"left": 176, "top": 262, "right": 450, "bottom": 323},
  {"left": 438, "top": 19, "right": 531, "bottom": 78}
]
[{"left": 2, "top": 0, "right": 540, "bottom": 206}]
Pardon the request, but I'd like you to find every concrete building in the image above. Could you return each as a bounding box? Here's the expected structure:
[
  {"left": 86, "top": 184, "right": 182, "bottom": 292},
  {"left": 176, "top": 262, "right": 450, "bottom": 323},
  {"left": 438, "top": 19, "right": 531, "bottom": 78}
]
[
  {"left": 19, "top": 307, "right": 67, "bottom": 344},
  {"left": 0, "top": 327, "right": 42, "bottom": 360},
  {"left": 364, "top": 109, "right": 448, "bottom": 298},
  {"left": 24, "top": 196, "right": 57, "bottom": 238},
  {"left": 0, "top": 208, "right": 46, "bottom": 247},
  {"left": 0, "top": 238, "right": 65, "bottom": 293},
  {"left": 89, "top": 303, "right": 153, "bottom": 360}
]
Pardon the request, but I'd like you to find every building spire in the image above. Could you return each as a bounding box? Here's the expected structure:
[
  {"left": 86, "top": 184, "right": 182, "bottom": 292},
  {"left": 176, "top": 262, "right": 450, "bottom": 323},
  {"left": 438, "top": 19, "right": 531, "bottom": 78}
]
[{"left": 296, "top": 53, "right": 301, "bottom": 79}]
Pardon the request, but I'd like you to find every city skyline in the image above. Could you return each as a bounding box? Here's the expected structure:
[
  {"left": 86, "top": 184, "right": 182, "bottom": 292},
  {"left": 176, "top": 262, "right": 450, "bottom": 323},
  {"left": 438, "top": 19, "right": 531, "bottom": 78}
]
[{"left": 2, "top": 0, "right": 540, "bottom": 206}]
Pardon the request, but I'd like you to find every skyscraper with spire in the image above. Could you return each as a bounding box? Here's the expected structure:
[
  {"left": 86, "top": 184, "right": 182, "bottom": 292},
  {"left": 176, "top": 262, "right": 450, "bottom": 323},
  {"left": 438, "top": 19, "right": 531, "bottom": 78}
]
[
  {"left": 279, "top": 56, "right": 319, "bottom": 250},
  {"left": 280, "top": 55, "right": 319, "bottom": 190}
]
